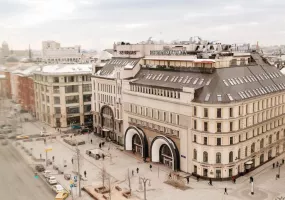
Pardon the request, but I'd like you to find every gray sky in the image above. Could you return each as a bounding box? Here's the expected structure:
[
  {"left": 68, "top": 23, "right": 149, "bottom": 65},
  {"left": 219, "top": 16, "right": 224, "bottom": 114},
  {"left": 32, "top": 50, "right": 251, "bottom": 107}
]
[{"left": 0, "top": 0, "right": 285, "bottom": 50}]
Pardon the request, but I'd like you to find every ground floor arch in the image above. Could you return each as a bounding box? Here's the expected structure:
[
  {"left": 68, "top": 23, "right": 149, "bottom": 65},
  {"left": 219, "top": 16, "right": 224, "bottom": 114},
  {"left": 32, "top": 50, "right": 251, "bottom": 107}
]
[
  {"left": 124, "top": 126, "right": 148, "bottom": 158},
  {"left": 150, "top": 135, "right": 180, "bottom": 171}
]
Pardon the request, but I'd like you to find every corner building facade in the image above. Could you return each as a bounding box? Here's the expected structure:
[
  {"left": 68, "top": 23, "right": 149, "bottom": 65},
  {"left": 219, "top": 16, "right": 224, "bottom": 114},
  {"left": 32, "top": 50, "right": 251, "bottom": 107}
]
[{"left": 122, "top": 51, "right": 285, "bottom": 179}]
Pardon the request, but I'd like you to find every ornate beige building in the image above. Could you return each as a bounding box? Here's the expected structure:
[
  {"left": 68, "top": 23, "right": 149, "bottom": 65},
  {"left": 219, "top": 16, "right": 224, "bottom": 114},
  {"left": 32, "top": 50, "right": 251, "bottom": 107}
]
[{"left": 120, "top": 43, "right": 285, "bottom": 179}]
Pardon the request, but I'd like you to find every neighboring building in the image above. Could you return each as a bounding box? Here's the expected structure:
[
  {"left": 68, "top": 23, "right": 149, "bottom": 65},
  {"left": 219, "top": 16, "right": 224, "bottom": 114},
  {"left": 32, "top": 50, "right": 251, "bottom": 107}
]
[
  {"left": 13, "top": 65, "right": 40, "bottom": 115},
  {"left": 0, "top": 74, "right": 6, "bottom": 96},
  {"left": 120, "top": 40, "right": 285, "bottom": 179},
  {"left": 42, "top": 41, "right": 83, "bottom": 64},
  {"left": 91, "top": 54, "right": 142, "bottom": 145},
  {"left": 34, "top": 64, "right": 93, "bottom": 128}
]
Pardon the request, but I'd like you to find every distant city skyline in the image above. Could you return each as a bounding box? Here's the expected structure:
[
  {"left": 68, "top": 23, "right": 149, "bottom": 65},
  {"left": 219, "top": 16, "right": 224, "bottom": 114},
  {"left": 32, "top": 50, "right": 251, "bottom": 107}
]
[{"left": 1, "top": 0, "right": 285, "bottom": 50}]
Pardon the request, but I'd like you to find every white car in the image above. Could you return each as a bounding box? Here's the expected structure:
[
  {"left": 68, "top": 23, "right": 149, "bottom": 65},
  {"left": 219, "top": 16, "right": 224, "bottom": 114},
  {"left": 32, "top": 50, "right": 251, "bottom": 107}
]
[
  {"left": 47, "top": 176, "right": 57, "bottom": 185},
  {"left": 52, "top": 184, "right": 65, "bottom": 193},
  {"left": 43, "top": 170, "right": 51, "bottom": 178}
]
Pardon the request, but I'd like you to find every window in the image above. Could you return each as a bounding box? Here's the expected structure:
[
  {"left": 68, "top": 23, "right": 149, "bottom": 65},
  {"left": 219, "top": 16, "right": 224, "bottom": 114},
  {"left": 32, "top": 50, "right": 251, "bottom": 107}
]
[
  {"left": 230, "top": 122, "right": 233, "bottom": 132},
  {"left": 217, "top": 123, "right": 222, "bottom": 132},
  {"left": 216, "top": 152, "right": 221, "bottom": 163},
  {"left": 83, "top": 94, "right": 92, "bottom": 102},
  {"left": 239, "top": 135, "right": 241, "bottom": 142},
  {"left": 204, "top": 137, "right": 207, "bottom": 145},
  {"left": 216, "top": 170, "right": 221, "bottom": 178},
  {"left": 230, "top": 137, "right": 233, "bottom": 145},
  {"left": 65, "top": 85, "right": 79, "bottom": 93},
  {"left": 54, "top": 97, "right": 60, "bottom": 104},
  {"left": 83, "top": 84, "right": 92, "bottom": 92},
  {"left": 238, "top": 149, "right": 241, "bottom": 159},
  {"left": 277, "top": 131, "right": 280, "bottom": 140},
  {"left": 193, "top": 149, "right": 197, "bottom": 160},
  {"left": 53, "top": 77, "right": 59, "bottom": 83},
  {"left": 217, "top": 138, "right": 221, "bottom": 146},
  {"left": 251, "top": 143, "right": 255, "bottom": 153},
  {"left": 204, "top": 108, "right": 208, "bottom": 118},
  {"left": 194, "top": 106, "right": 197, "bottom": 116},
  {"left": 65, "top": 95, "right": 79, "bottom": 104},
  {"left": 194, "top": 135, "right": 197, "bottom": 142},
  {"left": 229, "top": 108, "right": 233, "bottom": 117},
  {"left": 66, "top": 107, "right": 79, "bottom": 114},
  {"left": 217, "top": 94, "right": 222, "bottom": 102},
  {"left": 54, "top": 107, "right": 61, "bottom": 114},
  {"left": 194, "top": 120, "right": 197, "bottom": 129},
  {"left": 260, "top": 138, "right": 264, "bottom": 148},
  {"left": 269, "top": 135, "right": 272, "bottom": 144},
  {"left": 203, "top": 151, "right": 208, "bottom": 163},
  {"left": 204, "top": 122, "right": 208, "bottom": 132},
  {"left": 229, "top": 151, "right": 233, "bottom": 163},
  {"left": 217, "top": 108, "right": 222, "bottom": 118}
]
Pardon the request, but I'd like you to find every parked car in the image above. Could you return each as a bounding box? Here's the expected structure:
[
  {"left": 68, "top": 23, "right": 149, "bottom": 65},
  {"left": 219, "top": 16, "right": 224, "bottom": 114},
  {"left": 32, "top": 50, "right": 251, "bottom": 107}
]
[
  {"left": 52, "top": 184, "right": 65, "bottom": 193},
  {"left": 16, "top": 135, "right": 29, "bottom": 140},
  {"left": 35, "top": 164, "right": 45, "bottom": 172},
  {"left": 64, "top": 174, "right": 71, "bottom": 180},
  {"left": 43, "top": 170, "right": 51, "bottom": 178},
  {"left": 47, "top": 176, "right": 57, "bottom": 185}
]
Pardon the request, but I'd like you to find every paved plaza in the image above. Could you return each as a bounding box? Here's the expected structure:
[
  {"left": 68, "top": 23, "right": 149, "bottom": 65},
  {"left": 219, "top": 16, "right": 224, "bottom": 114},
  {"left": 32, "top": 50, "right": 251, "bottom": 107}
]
[{"left": 10, "top": 113, "right": 285, "bottom": 200}]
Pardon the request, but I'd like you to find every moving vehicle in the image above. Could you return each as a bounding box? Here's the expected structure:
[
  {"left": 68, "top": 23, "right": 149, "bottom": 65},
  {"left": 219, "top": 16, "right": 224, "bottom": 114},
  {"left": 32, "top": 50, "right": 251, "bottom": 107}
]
[
  {"left": 55, "top": 192, "right": 69, "bottom": 200},
  {"left": 47, "top": 176, "right": 57, "bottom": 185},
  {"left": 52, "top": 184, "right": 65, "bottom": 193},
  {"left": 35, "top": 164, "right": 45, "bottom": 172},
  {"left": 16, "top": 135, "right": 29, "bottom": 140},
  {"left": 43, "top": 170, "right": 51, "bottom": 178}
]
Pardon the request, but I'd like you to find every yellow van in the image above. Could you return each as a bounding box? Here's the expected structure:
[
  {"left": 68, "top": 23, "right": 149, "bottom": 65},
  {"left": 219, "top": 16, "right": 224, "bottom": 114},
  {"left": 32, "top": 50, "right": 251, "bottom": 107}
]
[{"left": 55, "top": 192, "right": 69, "bottom": 200}]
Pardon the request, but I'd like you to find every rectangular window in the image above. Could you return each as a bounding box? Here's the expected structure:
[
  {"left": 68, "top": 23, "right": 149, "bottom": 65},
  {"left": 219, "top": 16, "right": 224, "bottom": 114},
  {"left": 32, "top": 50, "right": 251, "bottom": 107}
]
[
  {"left": 83, "top": 94, "right": 92, "bottom": 102},
  {"left": 65, "top": 85, "right": 79, "bottom": 93},
  {"left": 204, "top": 122, "right": 208, "bottom": 132},
  {"left": 230, "top": 137, "right": 233, "bottom": 145},
  {"left": 217, "top": 138, "right": 221, "bottom": 146},
  {"left": 83, "top": 84, "right": 92, "bottom": 92},
  {"left": 204, "top": 137, "right": 207, "bottom": 145},
  {"left": 54, "top": 97, "right": 60, "bottom": 104},
  {"left": 194, "top": 106, "right": 197, "bottom": 116},
  {"left": 193, "top": 120, "right": 197, "bottom": 129},
  {"left": 229, "top": 108, "right": 233, "bottom": 117},
  {"left": 194, "top": 135, "right": 197, "bottom": 142},
  {"left": 53, "top": 77, "right": 59, "bottom": 83},
  {"left": 65, "top": 95, "right": 79, "bottom": 104},
  {"left": 217, "top": 108, "right": 222, "bottom": 118},
  {"left": 204, "top": 108, "right": 208, "bottom": 118},
  {"left": 217, "top": 123, "right": 222, "bottom": 132},
  {"left": 230, "top": 122, "right": 233, "bottom": 132}
]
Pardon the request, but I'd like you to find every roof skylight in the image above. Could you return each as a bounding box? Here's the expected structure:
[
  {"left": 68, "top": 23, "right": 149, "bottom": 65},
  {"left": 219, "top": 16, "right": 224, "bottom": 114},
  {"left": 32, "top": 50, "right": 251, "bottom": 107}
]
[
  {"left": 205, "top": 93, "right": 211, "bottom": 101},
  {"left": 217, "top": 94, "right": 222, "bottom": 102},
  {"left": 227, "top": 94, "right": 234, "bottom": 101}
]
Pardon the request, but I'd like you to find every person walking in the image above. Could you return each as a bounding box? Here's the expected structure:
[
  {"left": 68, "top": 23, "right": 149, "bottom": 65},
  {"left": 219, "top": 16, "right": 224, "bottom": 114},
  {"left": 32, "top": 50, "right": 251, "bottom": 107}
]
[
  {"left": 224, "top": 188, "right": 228, "bottom": 195},
  {"left": 197, "top": 175, "right": 200, "bottom": 182},
  {"left": 186, "top": 177, "right": 189, "bottom": 184},
  {"left": 91, "top": 139, "right": 92, "bottom": 144},
  {"left": 208, "top": 178, "right": 212, "bottom": 186},
  {"left": 102, "top": 154, "right": 105, "bottom": 160},
  {"left": 136, "top": 167, "right": 139, "bottom": 174},
  {"left": 132, "top": 170, "right": 134, "bottom": 176},
  {"left": 52, "top": 156, "right": 55, "bottom": 162},
  {"left": 273, "top": 163, "right": 275, "bottom": 168},
  {"left": 71, "top": 158, "right": 73, "bottom": 164},
  {"left": 84, "top": 170, "right": 87, "bottom": 178},
  {"left": 99, "top": 143, "right": 102, "bottom": 149},
  {"left": 149, "top": 164, "right": 152, "bottom": 171},
  {"left": 40, "top": 154, "right": 42, "bottom": 159}
]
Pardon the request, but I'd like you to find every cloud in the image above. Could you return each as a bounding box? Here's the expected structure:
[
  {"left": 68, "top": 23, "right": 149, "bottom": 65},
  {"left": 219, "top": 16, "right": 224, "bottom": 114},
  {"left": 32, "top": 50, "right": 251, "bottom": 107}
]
[{"left": 0, "top": 0, "right": 285, "bottom": 50}]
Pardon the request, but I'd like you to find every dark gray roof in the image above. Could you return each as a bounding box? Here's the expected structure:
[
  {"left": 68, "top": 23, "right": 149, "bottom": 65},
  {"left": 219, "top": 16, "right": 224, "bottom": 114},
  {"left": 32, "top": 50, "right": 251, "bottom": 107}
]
[
  {"left": 96, "top": 57, "right": 140, "bottom": 77},
  {"left": 132, "top": 53, "right": 285, "bottom": 104}
]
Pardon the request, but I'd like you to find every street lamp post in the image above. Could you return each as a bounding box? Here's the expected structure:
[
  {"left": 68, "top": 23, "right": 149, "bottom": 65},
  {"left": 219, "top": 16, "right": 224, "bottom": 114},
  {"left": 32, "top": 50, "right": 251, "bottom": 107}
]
[{"left": 139, "top": 177, "right": 151, "bottom": 200}]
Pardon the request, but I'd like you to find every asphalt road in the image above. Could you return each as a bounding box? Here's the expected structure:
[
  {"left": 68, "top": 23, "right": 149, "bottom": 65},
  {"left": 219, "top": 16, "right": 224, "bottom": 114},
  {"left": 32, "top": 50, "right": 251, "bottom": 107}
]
[{"left": 0, "top": 142, "right": 55, "bottom": 200}]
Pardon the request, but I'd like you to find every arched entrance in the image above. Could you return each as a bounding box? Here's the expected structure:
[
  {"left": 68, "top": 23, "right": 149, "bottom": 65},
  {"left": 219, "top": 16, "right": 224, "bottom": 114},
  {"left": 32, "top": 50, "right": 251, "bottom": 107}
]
[
  {"left": 150, "top": 135, "right": 180, "bottom": 171},
  {"left": 124, "top": 126, "right": 148, "bottom": 159},
  {"left": 100, "top": 105, "right": 115, "bottom": 140},
  {"left": 260, "top": 154, "right": 264, "bottom": 164}
]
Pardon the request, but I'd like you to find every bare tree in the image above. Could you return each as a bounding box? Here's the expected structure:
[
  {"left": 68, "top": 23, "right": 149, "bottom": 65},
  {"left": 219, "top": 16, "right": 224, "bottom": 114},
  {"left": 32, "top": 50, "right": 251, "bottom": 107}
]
[{"left": 98, "top": 165, "right": 108, "bottom": 188}]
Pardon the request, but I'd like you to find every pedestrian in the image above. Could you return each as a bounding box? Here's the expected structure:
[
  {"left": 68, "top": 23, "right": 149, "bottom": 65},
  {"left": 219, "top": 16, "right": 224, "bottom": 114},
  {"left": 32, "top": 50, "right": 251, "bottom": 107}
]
[
  {"left": 273, "top": 163, "right": 275, "bottom": 168},
  {"left": 224, "top": 187, "right": 228, "bottom": 195},
  {"left": 197, "top": 175, "right": 200, "bottom": 182},
  {"left": 99, "top": 143, "right": 102, "bottom": 149},
  {"left": 276, "top": 174, "right": 278, "bottom": 180},
  {"left": 40, "top": 154, "right": 42, "bottom": 159},
  {"left": 208, "top": 178, "right": 212, "bottom": 186},
  {"left": 84, "top": 170, "right": 87, "bottom": 178},
  {"left": 102, "top": 154, "right": 105, "bottom": 160},
  {"left": 52, "top": 156, "right": 54, "bottom": 162},
  {"left": 102, "top": 142, "right": 105, "bottom": 146},
  {"left": 132, "top": 170, "right": 134, "bottom": 176},
  {"left": 71, "top": 158, "right": 73, "bottom": 164},
  {"left": 91, "top": 139, "right": 92, "bottom": 144},
  {"left": 149, "top": 164, "right": 152, "bottom": 171},
  {"left": 186, "top": 177, "right": 189, "bottom": 184},
  {"left": 283, "top": 159, "right": 284, "bottom": 164},
  {"left": 233, "top": 178, "right": 236, "bottom": 184},
  {"left": 136, "top": 167, "right": 139, "bottom": 174}
]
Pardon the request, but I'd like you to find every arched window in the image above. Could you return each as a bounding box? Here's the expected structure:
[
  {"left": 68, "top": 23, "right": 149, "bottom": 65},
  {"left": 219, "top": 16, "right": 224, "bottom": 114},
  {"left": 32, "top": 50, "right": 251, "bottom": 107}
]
[
  {"left": 260, "top": 139, "right": 264, "bottom": 149},
  {"left": 269, "top": 135, "right": 272, "bottom": 144},
  {"left": 251, "top": 143, "right": 255, "bottom": 153},
  {"left": 203, "top": 151, "right": 208, "bottom": 163},
  {"left": 245, "top": 146, "right": 248, "bottom": 157},
  {"left": 229, "top": 151, "right": 233, "bottom": 163},
  {"left": 216, "top": 152, "right": 221, "bottom": 163},
  {"left": 193, "top": 149, "right": 197, "bottom": 160},
  {"left": 276, "top": 131, "right": 280, "bottom": 140}
]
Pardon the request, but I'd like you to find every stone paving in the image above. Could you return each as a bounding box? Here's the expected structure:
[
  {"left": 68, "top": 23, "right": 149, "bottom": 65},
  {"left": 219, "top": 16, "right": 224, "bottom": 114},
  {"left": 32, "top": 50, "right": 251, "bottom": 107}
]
[{"left": 10, "top": 111, "right": 285, "bottom": 200}]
